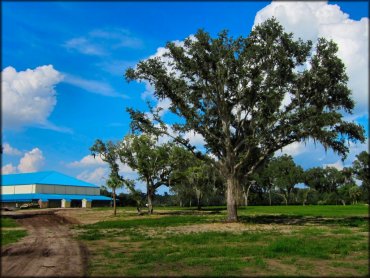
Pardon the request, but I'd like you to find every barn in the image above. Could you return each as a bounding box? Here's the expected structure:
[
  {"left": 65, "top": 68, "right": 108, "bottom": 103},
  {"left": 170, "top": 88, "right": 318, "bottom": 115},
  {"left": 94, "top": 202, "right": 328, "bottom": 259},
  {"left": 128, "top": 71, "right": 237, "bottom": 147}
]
[{"left": 1, "top": 171, "right": 111, "bottom": 208}]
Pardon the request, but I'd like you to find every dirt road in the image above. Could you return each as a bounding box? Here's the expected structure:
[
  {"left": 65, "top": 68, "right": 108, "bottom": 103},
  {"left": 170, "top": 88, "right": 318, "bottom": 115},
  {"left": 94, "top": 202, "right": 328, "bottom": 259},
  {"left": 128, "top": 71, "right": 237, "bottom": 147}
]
[{"left": 1, "top": 210, "right": 88, "bottom": 277}]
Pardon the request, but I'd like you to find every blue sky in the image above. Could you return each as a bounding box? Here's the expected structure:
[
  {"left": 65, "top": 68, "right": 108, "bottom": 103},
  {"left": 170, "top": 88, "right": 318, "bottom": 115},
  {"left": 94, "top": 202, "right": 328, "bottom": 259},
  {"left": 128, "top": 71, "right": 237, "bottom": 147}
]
[{"left": 2, "top": 1, "right": 369, "bottom": 194}]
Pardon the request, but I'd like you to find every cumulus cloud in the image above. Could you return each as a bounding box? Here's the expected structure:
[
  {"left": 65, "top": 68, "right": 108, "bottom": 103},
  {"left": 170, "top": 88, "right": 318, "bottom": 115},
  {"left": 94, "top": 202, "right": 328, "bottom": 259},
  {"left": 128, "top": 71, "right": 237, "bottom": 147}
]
[
  {"left": 68, "top": 155, "right": 105, "bottom": 168},
  {"left": 77, "top": 167, "right": 108, "bottom": 185},
  {"left": 183, "top": 130, "right": 206, "bottom": 147},
  {"left": 118, "top": 161, "right": 136, "bottom": 176},
  {"left": 323, "top": 160, "right": 344, "bottom": 170},
  {"left": 73, "top": 153, "right": 136, "bottom": 186},
  {"left": 277, "top": 141, "right": 308, "bottom": 157},
  {"left": 154, "top": 123, "right": 205, "bottom": 149},
  {"left": 2, "top": 143, "right": 22, "bottom": 156},
  {"left": 2, "top": 65, "right": 64, "bottom": 130},
  {"left": 254, "top": 1, "right": 369, "bottom": 117},
  {"left": 17, "top": 148, "right": 45, "bottom": 173},
  {"left": 2, "top": 147, "right": 45, "bottom": 174},
  {"left": 2, "top": 163, "right": 17, "bottom": 174},
  {"left": 139, "top": 35, "right": 196, "bottom": 116}
]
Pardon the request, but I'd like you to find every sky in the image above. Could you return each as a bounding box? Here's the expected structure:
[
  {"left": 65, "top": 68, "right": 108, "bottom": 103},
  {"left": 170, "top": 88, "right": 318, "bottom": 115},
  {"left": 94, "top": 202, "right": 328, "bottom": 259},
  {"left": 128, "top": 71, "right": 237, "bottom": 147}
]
[{"left": 2, "top": 1, "right": 369, "bottom": 194}]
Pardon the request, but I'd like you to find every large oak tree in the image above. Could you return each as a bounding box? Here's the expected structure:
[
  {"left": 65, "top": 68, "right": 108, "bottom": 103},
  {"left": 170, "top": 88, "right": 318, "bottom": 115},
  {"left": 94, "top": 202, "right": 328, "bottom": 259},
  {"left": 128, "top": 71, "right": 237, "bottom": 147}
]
[{"left": 125, "top": 18, "right": 365, "bottom": 221}]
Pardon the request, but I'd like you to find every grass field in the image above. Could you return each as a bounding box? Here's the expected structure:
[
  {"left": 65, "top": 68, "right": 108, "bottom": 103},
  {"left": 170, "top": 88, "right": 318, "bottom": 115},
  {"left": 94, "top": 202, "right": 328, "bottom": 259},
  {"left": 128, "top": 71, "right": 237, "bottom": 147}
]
[
  {"left": 71, "top": 205, "right": 369, "bottom": 276},
  {"left": 1, "top": 217, "right": 28, "bottom": 246}
]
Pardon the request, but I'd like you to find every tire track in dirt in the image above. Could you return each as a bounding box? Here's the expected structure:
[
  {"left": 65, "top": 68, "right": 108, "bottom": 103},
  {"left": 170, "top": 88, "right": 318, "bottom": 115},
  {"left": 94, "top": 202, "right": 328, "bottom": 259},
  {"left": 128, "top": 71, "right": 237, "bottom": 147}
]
[{"left": 1, "top": 211, "right": 88, "bottom": 277}]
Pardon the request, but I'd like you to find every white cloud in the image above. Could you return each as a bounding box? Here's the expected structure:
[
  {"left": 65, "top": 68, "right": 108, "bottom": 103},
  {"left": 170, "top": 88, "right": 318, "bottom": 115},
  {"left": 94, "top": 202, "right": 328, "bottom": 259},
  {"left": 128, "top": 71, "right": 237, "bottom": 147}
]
[
  {"left": 2, "top": 163, "right": 17, "bottom": 174},
  {"left": 17, "top": 148, "right": 45, "bottom": 173},
  {"left": 141, "top": 82, "right": 156, "bottom": 100},
  {"left": 97, "top": 60, "right": 136, "bottom": 76},
  {"left": 63, "top": 73, "right": 127, "bottom": 98},
  {"left": 64, "top": 37, "right": 107, "bottom": 56},
  {"left": 156, "top": 98, "right": 172, "bottom": 117},
  {"left": 154, "top": 123, "right": 205, "bottom": 148},
  {"left": 323, "top": 160, "right": 344, "bottom": 170},
  {"left": 184, "top": 130, "right": 206, "bottom": 147},
  {"left": 72, "top": 153, "right": 137, "bottom": 186},
  {"left": 277, "top": 141, "right": 308, "bottom": 157},
  {"left": 140, "top": 35, "right": 197, "bottom": 117},
  {"left": 68, "top": 155, "right": 105, "bottom": 168},
  {"left": 254, "top": 1, "right": 369, "bottom": 117},
  {"left": 2, "top": 65, "right": 64, "bottom": 130},
  {"left": 2, "top": 143, "right": 22, "bottom": 156},
  {"left": 118, "top": 161, "right": 136, "bottom": 176},
  {"left": 90, "top": 27, "right": 143, "bottom": 49},
  {"left": 77, "top": 167, "right": 108, "bottom": 185},
  {"left": 64, "top": 27, "right": 143, "bottom": 56}
]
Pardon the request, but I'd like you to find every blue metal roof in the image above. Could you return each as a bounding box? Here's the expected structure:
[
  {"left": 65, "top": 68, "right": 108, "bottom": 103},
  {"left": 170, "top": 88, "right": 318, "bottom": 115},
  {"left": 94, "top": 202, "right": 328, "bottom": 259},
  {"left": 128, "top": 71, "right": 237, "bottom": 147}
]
[
  {"left": 1, "top": 171, "right": 98, "bottom": 188},
  {"left": 1, "top": 193, "right": 112, "bottom": 202}
]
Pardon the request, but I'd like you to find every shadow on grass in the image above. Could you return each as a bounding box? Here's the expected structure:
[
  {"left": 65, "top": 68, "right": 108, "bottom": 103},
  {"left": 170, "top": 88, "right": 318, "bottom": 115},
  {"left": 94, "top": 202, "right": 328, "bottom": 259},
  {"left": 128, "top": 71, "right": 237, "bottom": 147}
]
[
  {"left": 154, "top": 208, "right": 224, "bottom": 216},
  {"left": 239, "top": 215, "right": 368, "bottom": 227}
]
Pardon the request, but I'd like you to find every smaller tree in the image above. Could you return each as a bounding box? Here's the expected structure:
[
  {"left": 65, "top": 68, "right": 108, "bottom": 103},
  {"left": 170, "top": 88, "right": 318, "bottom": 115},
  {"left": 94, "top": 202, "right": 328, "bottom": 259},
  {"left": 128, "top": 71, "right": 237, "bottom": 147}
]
[
  {"left": 106, "top": 171, "right": 125, "bottom": 216},
  {"left": 119, "top": 134, "right": 182, "bottom": 214},
  {"left": 352, "top": 151, "right": 370, "bottom": 202},
  {"left": 90, "top": 139, "right": 131, "bottom": 216},
  {"left": 296, "top": 188, "right": 312, "bottom": 206},
  {"left": 265, "top": 155, "right": 303, "bottom": 205},
  {"left": 186, "top": 161, "right": 218, "bottom": 210}
]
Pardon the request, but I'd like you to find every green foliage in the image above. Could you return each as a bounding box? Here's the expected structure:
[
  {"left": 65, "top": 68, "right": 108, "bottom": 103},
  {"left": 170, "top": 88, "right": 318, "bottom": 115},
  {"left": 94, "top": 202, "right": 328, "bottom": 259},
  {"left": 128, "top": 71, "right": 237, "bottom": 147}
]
[
  {"left": 1, "top": 217, "right": 19, "bottom": 228},
  {"left": 125, "top": 18, "right": 365, "bottom": 220},
  {"left": 254, "top": 155, "right": 304, "bottom": 205},
  {"left": 78, "top": 229, "right": 104, "bottom": 241},
  {"left": 171, "top": 156, "right": 223, "bottom": 209},
  {"left": 237, "top": 204, "right": 367, "bottom": 218},
  {"left": 119, "top": 134, "right": 194, "bottom": 213},
  {"left": 90, "top": 139, "right": 133, "bottom": 215},
  {"left": 2, "top": 230, "right": 27, "bottom": 246},
  {"left": 352, "top": 151, "right": 370, "bottom": 190}
]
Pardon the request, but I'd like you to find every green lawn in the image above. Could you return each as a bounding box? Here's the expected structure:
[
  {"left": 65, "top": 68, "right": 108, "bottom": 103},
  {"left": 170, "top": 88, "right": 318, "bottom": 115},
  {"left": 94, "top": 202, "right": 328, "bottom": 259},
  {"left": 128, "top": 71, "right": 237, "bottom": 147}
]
[
  {"left": 74, "top": 205, "right": 369, "bottom": 277},
  {"left": 1, "top": 217, "right": 28, "bottom": 246},
  {"left": 1, "top": 217, "right": 20, "bottom": 228},
  {"left": 238, "top": 204, "right": 368, "bottom": 217},
  {"left": 2, "top": 230, "right": 28, "bottom": 246}
]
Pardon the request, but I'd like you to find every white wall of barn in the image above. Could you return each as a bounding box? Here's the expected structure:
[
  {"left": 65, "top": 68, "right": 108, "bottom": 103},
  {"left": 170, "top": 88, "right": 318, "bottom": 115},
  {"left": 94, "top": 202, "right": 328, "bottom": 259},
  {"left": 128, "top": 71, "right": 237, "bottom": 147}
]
[
  {"left": 2, "top": 184, "right": 36, "bottom": 194},
  {"left": 35, "top": 184, "right": 99, "bottom": 195},
  {"left": 2, "top": 184, "right": 99, "bottom": 195}
]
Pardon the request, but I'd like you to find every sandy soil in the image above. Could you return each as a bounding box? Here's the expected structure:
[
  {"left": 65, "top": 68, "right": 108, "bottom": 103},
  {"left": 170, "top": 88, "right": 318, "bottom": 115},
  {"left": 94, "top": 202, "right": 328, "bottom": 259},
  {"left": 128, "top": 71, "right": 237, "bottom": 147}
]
[{"left": 1, "top": 210, "right": 88, "bottom": 277}]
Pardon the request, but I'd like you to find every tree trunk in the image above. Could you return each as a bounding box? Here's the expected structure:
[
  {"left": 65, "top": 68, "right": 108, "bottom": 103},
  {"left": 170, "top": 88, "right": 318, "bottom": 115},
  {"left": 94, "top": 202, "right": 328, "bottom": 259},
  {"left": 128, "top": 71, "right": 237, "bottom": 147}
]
[
  {"left": 226, "top": 176, "right": 238, "bottom": 222},
  {"left": 246, "top": 183, "right": 252, "bottom": 207},
  {"left": 113, "top": 189, "right": 117, "bottom": 216},
  {"left": 147, "top": 184, "right": 154, "bottom": 214},
  {"left": 195, "top": 188, "right": 202, "bottom": 210},
  {"left": 136, "top": 202, "right": 142, "bottom": 214},
  {"left": 268, "top": 189, "right": 272, "bottom": 206},
  {"left": 243, "top": 189, "right": 248, "bottom": 206}
]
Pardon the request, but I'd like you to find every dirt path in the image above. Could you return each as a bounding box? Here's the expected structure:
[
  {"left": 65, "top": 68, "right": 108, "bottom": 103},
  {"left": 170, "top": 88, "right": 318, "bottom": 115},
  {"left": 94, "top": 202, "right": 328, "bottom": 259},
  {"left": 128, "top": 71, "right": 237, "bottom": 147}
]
[{"left": 1, "top": 211, "right": 88, "bottom": 277}]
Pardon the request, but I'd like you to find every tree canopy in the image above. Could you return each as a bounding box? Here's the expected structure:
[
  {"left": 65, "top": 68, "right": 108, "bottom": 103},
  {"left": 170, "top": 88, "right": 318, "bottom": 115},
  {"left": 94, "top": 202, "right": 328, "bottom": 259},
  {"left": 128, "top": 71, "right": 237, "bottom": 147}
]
[
  {"left": 125, "top": 18, "right": 365, "bottom": 221},
  {"left": 352, "top": 151, "right": 369, "bottom": 189},
  {"left": 90, "top": 139, "right": 127, "bottom": 216}
]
